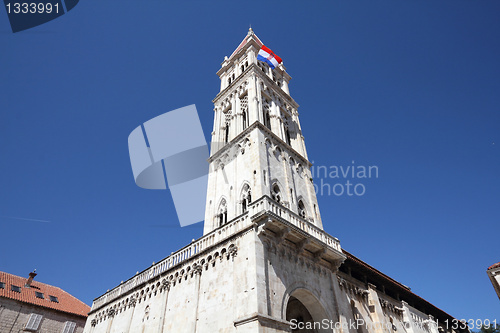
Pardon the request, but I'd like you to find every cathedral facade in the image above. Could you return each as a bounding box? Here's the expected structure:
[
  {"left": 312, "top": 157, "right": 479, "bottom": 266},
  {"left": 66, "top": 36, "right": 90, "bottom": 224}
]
[{"left": 83, "top": 30, "right": 462, "bottom": 333}]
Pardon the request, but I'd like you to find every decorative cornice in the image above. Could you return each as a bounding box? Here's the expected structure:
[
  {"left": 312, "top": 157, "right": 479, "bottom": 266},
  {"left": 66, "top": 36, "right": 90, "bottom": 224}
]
[
  {"left": 213, "top": 63, "right": 298, "bottom": 110},
  {"left": 208, "top": 121, "right": 311, "bottom": 169}
]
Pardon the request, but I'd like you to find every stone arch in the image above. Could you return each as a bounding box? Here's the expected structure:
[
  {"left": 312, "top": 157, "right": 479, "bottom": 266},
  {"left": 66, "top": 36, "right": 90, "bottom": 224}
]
[
  {"left": 271, "top": 180, "right": 285, "bottom": 204},
  {"left": 282, "top": 287, "right": 331, "bottom": 333},
  {"left": 297, "top": 198, "right": 307, "bottom": 219},
  {"left": 216, "top": 197, "right": 228, "bottom": 227},
  {"left": 220, "top": 248, "right": 227, "bottom": 260},
  {"left": 239, "top": 182, "right": 252, "bottom": 213}
]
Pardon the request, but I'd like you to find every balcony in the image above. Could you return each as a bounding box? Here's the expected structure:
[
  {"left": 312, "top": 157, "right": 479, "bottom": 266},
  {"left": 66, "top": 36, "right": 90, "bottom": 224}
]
[{"left": 90, "top": 196, "right": 344, "bottom": 312}]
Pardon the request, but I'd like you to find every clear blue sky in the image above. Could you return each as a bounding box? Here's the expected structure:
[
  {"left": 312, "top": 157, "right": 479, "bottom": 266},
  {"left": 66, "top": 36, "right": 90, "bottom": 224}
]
[{"left": 1, "top": 0, "right": 499, "bottom": 322}]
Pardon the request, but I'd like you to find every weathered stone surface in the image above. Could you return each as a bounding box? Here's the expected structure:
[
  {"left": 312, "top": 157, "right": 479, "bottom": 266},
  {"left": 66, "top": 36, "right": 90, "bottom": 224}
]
[{"left": 83, "top": 29, "right": 461, "bottom": 333}]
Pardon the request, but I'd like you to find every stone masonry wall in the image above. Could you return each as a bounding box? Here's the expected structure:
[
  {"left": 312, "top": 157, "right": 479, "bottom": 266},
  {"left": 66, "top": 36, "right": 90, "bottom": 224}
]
[{"left": 0, "top": 297, "right": 86, "bottom": 333}]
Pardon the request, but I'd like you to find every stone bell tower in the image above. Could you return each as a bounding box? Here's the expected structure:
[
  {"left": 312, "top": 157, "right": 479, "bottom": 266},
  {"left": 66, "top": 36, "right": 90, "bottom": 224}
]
[
  {"left": 85, "top": 29, "right": 465, "bottom": 333},
  {"left": 83, "top": 30, "right": 345, "bottom": 333},
  {"left": 204, "top": 28, "right": 323, "bottom": 235}
]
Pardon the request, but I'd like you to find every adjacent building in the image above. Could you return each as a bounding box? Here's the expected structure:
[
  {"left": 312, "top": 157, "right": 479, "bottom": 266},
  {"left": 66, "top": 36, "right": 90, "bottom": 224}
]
[
  {"left": 0, "top": 270, "right": 90, "bottom": 333},
  {"left": 487, "top": 262, "right": 500, "bottom": 301},
  {"left": 83, "top": 29, "right": 464, "bottom": 333}
]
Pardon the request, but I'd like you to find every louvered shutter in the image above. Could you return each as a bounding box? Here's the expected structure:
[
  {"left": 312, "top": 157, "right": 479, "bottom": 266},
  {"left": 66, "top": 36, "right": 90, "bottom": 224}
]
[
  {"left": 62, "top": 321, "right": 76, "bottom": 333},
  {"left": 26, "top": 313, "right": 42, "bottom": 330},
  {"left": 33, "top": 314, "right": 42, "bottom": 329}
]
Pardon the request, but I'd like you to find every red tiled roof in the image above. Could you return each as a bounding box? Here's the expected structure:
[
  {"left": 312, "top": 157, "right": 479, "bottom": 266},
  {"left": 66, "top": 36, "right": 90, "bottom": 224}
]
[
  {"left": 0, "top": 271, "right": 90, "bottom": 317},
  {"left": 341, "top": 250, "right": 462, "bottom": 328},
  {"left": 229, "top": 30, "right": 264, "bottom": 60},
  {"left": 488, "top": 262, "right": 500, "bottom": 270}
]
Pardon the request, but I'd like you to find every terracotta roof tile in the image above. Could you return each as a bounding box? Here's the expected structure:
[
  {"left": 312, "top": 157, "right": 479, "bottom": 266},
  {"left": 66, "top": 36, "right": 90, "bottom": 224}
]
[
  {"left": 0, "top": 271, "right": 90, "bottom": 317},
  {"left": 488, "top": 262, "right": 500, "bottom": 270}
]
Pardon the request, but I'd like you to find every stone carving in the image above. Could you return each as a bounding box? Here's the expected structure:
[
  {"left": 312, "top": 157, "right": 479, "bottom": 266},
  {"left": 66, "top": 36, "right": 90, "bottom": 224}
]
[
  {"left": 91, "top": 319, "right": 97, "bottom": 327},
  {"left": 331, "top": 259, "right": 344, "bottom": 273},
  {"left": 129, "top": 296, "right": 137, "bottom": 307},
  {"left": 295, "top": 238, "right": 310, "bottom": 253},
  {"left": 274, "top": 227, "right": 290, "bottom": 244},
  {"left": 313, "top": 248, "right": 326, "bottom": 263},
  {"left": 107, "top": 308, "right": 115, "bottom": 318},
  {"left": 161, "top": 278, "right": 171, "bottom": 291},
  {"left": 193, "top": 263, "right": 203, "bottom": 275},
  {"left": 394, "top": 306, "right": 404, "bottom": 315},
  {"left": 228, "top": 244, "right": 238, "bottom": 258},
  {"left": 337, "top": 276, "right": 347, "bottom": 288}
]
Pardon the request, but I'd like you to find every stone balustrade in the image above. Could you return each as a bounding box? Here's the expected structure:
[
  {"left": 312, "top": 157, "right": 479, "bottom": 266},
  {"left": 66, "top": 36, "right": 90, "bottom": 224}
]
[{"left": 91, "top": 195, "right": 341, "bottom": 311}]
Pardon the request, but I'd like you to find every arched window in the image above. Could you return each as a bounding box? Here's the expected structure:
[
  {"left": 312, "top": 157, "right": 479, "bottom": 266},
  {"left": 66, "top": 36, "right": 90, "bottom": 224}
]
[
  {"left": 271, "top": 183, "right": 281, "bottom": 203},
  {"left": 298, "top": 200, "right": 306, "bottom": 219},
  {"left": 217, "top": 199, "right": 228, "bottom": 227},
  {"left": 241, "top": 184, "right": 252, "bottom": 213},
  {"left": 240, "top": 95, "right": 248, "bottom": 130},
  {"left": 265, "top": 111, "right": 271, "bottom": 131},
  {"left": 225, "top": 122, "right": 230, "bottom": 143},
  {"left": 263, "top": 101, "right": 272, "bottom": 130},
  {"left": 285, "top": 127, "right": 291, "bottom": 146}
]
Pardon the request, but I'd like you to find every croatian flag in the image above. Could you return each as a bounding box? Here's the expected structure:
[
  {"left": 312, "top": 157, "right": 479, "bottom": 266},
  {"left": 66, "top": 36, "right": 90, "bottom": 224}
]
[{"left": 257, "top": 45, "right": 283, "bottom": 69}]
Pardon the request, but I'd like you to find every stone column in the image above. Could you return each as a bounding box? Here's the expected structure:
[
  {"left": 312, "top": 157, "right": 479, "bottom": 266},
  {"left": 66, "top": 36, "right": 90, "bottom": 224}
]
[
  {"left": 270, "top": 100, "right": 282, "bottom": 139},
  {"left": 282, "top": 79, "right": 290, "bottom": 95},
  {"left": 248, "top": 48, "right": 256, "bottom": 65},
  {"left": 401, "top": 301, "right": 415, "bottom": 333},
  {"left": 211, "top": 107, "right": 221, "bottom": 154},
  {"left": 192, "top": 263, "right": 203, "bottom": 333},
  {"left": 366, "top": 283, "right": 387, "bottom": 333},
  {"left": 158, "top": 279, "right": 171, "bottom": 333},
  {"left": 125, "top": 296, "right": 137, "bottom": 333},
  {"left": 105, "top": 308, "right": 115, "bottom": 333},
  {"left": 248, "top": 74, "right": 259, "bottom": 125},
  {"left": 230, "top": 95, "right": 237, "bottom": 140},
  {"left": 235, "top": 95, "right": 242, "bottom": 134},
  {"left": 331, "top": 270, "right": 358, "bottom": 333}
]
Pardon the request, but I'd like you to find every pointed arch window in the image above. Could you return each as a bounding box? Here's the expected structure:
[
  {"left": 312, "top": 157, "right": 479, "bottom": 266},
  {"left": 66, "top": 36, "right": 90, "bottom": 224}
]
[
  {"left": 298, "top": 200, "right": 306, "bottom": 219},
  {"left": 263, "top": 101, "right": 272, "bottom": 131},
  {"left": 241, "top": 184, "right": 252, "bottom": 213},
  {"left": 241, "top": 95, "right": 248, "bottom": 130},
  {"left": 225, "top": 122, "right": 230, "bottom": 143},
  {"left": 271, "top": 184, "right": 281, "bottom": 203},
  {"left": 222, "top": 107, "right": 232, "bottom": 144},
  {"left": 217, "top": 199, "right": 228, "bottom": 227},
  {"left": 285, "top": 127, "right": 291, "bottom": 146}
]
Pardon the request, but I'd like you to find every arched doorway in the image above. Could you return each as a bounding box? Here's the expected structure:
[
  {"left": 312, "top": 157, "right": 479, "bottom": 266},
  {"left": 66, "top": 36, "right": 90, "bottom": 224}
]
[
  {"left": 286, "top": 296, "right": 316, "bottom": 333},
  {"left": 285, "top": 288, "right": 331, "bottom": 333}
]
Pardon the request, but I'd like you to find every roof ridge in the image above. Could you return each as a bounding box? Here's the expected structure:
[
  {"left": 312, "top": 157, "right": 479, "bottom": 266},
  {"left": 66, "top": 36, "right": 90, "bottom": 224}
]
[{"left": 488, "top": 262, "right": 500, "bottom": 270}]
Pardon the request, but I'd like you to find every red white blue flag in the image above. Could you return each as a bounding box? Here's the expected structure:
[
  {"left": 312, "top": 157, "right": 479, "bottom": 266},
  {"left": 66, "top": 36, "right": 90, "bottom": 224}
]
[{"left": 257, "top": 45, "right": 283, "bottom": 69}]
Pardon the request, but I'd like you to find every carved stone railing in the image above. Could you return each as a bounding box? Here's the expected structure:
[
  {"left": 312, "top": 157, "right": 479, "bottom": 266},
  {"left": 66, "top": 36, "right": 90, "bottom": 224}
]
[
  {"left": 90, "top": 195, "right": 341, "bottom": 311},
  {"left": 90, "top": 212, "right": 253, "bottom": 311},
  {"left": 249, "top": 195, "right": 341, "bottom": 252}
]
